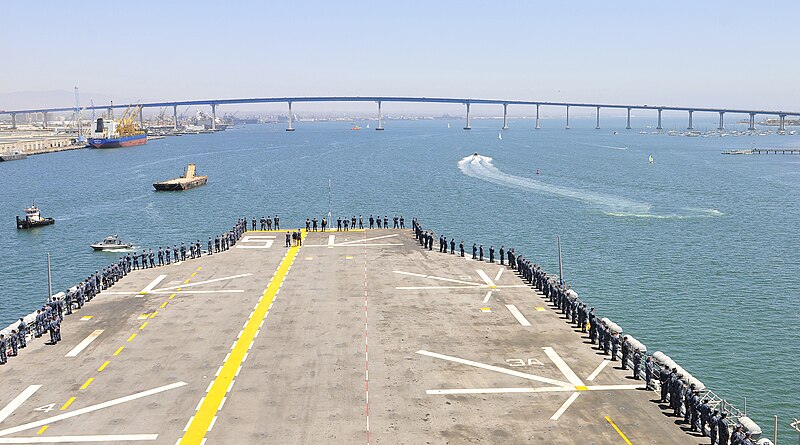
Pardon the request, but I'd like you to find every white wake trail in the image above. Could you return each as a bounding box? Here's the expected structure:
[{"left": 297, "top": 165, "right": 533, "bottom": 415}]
[{"left": 458, "top": 154, "right": 651, "bottom": 214}]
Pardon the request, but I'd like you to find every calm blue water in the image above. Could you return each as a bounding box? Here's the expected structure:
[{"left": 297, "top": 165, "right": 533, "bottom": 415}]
[{"left": 1, "top": 118, "right": 798, "bottom": 435}]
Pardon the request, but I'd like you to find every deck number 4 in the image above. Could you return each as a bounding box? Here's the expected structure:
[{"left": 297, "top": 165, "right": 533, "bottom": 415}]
[
  {"left": 34, "top": 403, "right": 55, "bottom": 413},
  {"left": 236, "top": 236, "right": 275, "bottom": 249},
  {"left": 505, "top": 358, "right": 545, "bottom": 367}
]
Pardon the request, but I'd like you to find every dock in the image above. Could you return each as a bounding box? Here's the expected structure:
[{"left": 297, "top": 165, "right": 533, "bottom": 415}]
[
  {"left": 722, "top": 148, "right": 800, "bottom": 155},
  {"left": 153, "top": 164, "right": 207, "bottom": 191},
  {"left": 0, "top": 228, "right": 725, "bottom": 444}
]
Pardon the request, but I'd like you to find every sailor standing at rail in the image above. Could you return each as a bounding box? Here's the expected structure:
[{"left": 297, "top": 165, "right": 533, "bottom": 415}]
[
  {"left": 499, "top": 246, "right": 504, "bottom": 265},
  {"left": 359, "top": 215, "right": 363, "bottom": 229},
  {"left": 450, "top": 238, "right": 455, "bottom": 254},
  {"left": 717, "top": 412, "right": 729, "bottom": 445},
  {"left": 274, "top": 214, "right": 280, "bottom": 230},
  {"left": 17, "top": 318, "right": 26, "bottom": 348},
  {"left": 631, "top": 348, "right": 641, "bottom": 379},
  {"left": 459, "top": 241, "right": 464, "bottom": 257},
  {"left": 312, "top": 217, "right": 318, "bottom": 232},
  {"left": 383, "top": 215, "right": 388, "bottom": 228},
  {"left": 266, "top": 217, "right": 272, "bottom": 230},
  {"left": 0, "top": 334, "right": 7, "bottom": 364},
  {"left": 165, "top": 246, "right": 171, "bottom": 264},
  {"left": 479, "top": 245, "right": 484, "bottom": 261},
  {"left": 393, "top": 215, "right": 399, "bottom": 228},
  {"left": 683, "top": 383, "right": 694, "bottom": 424},
  {"left": 196, "top": 240, "right": 202, "bottom": 257},
  {"left": 400, "top": 216, "right": 405, "bottom": 229},
  {"left": 644, "top": 356, "right": 654, "bottom": 389},
  {"left": 285, "top": 231, "right": 291, "bottom": 247},
  {"left": 698, "top": 398, "right": 710, "bottom": 437},
  {"left": 369, "top": 215, "right": 375, "bottom": 229},
  {"left": 9, "top": 330, "right": 18, "bottom": 356},
  {"left": 709, "top": 409, "right": 720, "bottom": 445},
  {"left": 252, "top": 218, "right": 256, "bottom": 231},
  {"left": 321, "top": 218, "right": 327, "bottom": 232},
  {"left": 610, "top": 331, "right": 619, "bottom": 361},
  {"left": 158, "top": 247, "right": 164, "bottom": 266},
  {"left": 620, "top": 336, "right": 630, "bottom": 369},
  {"left": 149, "top": 249, "right": 155, "bottom": 268}
]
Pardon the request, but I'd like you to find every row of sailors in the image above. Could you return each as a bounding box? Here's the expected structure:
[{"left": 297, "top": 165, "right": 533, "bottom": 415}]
[
  {"left": 130, "top": 220, "right": 247, "bottom": 270},
  {"left": 1, "top": 219, "right": 247, "bottom": 366},
  {"left": 413, "top": 219, "right": 761, "bottom": 445}
]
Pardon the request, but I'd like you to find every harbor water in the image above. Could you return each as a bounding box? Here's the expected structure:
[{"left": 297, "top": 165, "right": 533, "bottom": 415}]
[{"left": 1, "top": 118, "right": 798, "bottom": 436}]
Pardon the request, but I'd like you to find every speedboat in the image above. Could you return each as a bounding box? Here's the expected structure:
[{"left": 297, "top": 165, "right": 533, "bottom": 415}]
[{"left": 91, "top": 235, "right": 134, "bottom": 251}]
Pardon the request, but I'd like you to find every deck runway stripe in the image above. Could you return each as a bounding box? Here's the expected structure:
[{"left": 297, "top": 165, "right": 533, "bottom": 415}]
[
  {"left": 65, "top": 330, "right": 104, "bottom": 357},
  {"left": 586, "top": 359, "right": 611, "bottom": 381},
  {"left": 494, "top": 267, "right": 504, "bottom": 281},
  {"left": 542, "top": 347, "right": 585, "bottom": 387},
  {"left": 506, "top": 305, "right": 531, "bottom": 326},
  {"left": 476, "top": 270, "right": 497, "bottom": 287},
  {"left": 179, "top": 231, "right": 305, "bottom": 444},
  {"left": 417, "top": 350, "right": 570, "bottom": 387},
  {"left": 551, "top": 392, "right": 581, "bottom": 420},
  {"left": 482, "top": 291, "right": 493, "bottom": 304},
  {"left": 0, "top": 435, "right": 160, "bottom": 443},
  {"left": 605, "top": 416, "right": 633, "bottom": 445},
  {"left": 139, "top": 275, "right": 167, "bottom": 295},
  {"left": 154, "top": 274, "right": 252, "bottom": 292},
  {"left": 0, "top": 385, "right": 41, "bottom": 424}
]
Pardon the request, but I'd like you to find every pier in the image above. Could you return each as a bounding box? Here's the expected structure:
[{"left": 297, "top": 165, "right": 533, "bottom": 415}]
[
  {"left": 722, "top": 148, "right": 800, "bottom": 155},
  {"left": 0, "top": 226, "right": 760, "bottom": 444}
]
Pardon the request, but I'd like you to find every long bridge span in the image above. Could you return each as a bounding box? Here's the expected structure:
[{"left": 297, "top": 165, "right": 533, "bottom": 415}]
[{"left": 2, "top": 96, "right": 797, "bottom": 132}]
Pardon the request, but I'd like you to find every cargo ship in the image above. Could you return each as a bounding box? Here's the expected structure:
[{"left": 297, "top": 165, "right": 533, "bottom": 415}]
[
  {"left": 89, "top": 104, "right": 147, "bottom": 149},
  {"left": 153, "top": 163, "right": 208, "bottom": 191}
]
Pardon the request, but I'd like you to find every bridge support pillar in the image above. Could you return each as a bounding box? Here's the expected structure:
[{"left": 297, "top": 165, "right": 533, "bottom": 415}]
[
  {"left": 11, "top": 113, "right": 16, "bottom": 129},
  {"left": 688, "top": 110, "right": 694, "bottom": 130},
  {"left": 211, "top": 104, "right": 217, "bottom": 131},
  {"left": 779, "top": 114, "right": 786, "bottom": 133},
  {"left": 139, "top": 109, "right": 144, "bottom": 128},
  {"left": 535, "top": 104, "right": 541, "bottom": 129},
  {"left": 595, "top": 106, "right": 600, "bottom": 129},
  {"left": 173, "top": 105, "right": 178, "bottom": 130},
  {"left": 565, "top": 106, "right": 570, "bottom": 129},
  {"left": 748, "top": 113, "right": 756, "bottom": 131},
  {"left": 42, "top": 112, "right": 48, "bottom": 129},
  {"left": 502, "top": 104, "right": 509, "bottom": 130},
  {"left": 718, "top": 111, "right": 724, "bottom": 131},
  {"left": 376, "top": 101, "right": 384, "bottom": 130},
  {"left": 107, "top": 107, "right": 112, "bottom": 120},
  {"left": 286, "top": 102, "right": 295, "bottom": 131},
  {"left": 463, "top": 103, "right": 471, "bottom": 130},
  {"left": 656, "top": 109, "right": 662, "bottom": 130},
  {"left": 626, "top": 108, "right": 631, "bottom": 129}
]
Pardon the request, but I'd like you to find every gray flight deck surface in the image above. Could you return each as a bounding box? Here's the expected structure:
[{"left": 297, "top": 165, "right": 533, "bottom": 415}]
[{"left": 0, "top": 229, "right": 698, "bottom": 444}]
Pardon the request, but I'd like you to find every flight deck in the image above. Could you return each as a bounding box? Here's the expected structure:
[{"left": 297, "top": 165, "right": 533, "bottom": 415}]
[{"left": 0, "top": 229, "right": 699, "bottom": 444}]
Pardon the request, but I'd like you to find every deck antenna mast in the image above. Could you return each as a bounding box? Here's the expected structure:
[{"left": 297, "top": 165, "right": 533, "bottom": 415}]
[
  {"left": 327, "top": 178, "right": 332, "bottom": 221},
  {"left": 557, "top": 236, "right": 564, "bottom": 286}
]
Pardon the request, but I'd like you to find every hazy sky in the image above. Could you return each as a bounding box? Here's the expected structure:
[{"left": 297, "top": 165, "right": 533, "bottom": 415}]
[{"left": 3, "top": 0, "right": 799, "bottom": 113}]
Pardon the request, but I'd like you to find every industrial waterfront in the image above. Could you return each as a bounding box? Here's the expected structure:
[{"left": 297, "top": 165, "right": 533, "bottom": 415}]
[{"left": 1, "top": 117, "right": 798, "bottom": 441}]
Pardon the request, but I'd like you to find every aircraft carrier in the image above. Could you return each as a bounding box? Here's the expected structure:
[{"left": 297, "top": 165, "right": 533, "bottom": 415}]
[{"left": 0, "top": 227, "right": 744, "bottom": 444}]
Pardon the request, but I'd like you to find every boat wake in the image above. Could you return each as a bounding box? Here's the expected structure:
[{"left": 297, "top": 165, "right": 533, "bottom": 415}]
[
  {"left": 579, "top": 142, "right": 628, "bottom": 150},
  {"left": 457, "top": 154, "right": 722, "bottom": 219}
]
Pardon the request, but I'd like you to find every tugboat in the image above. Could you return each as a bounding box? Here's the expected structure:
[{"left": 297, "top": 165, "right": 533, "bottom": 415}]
[
  {"left": 16, "top": 202, "right": 55, "bottom": 229},
  {"left": 153, "top": 163, "right": 208, "bottom": 191},
  {"left": 91, "top": 234, "right": 134, "bottom": 251}
]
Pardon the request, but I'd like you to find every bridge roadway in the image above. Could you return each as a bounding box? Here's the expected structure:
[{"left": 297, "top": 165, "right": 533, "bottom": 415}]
[{"left": 0, "top": 229, "right": 698, "bottom": 444}]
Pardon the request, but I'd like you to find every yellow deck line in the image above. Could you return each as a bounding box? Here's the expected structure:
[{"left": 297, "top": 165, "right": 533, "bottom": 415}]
[
  {"left": 605, "top": 416, "right": 633, "bottom": 445},
  {"left": 80, "top": 378, "right": 94, "bottom": 390},
  {"left": 98, "top": 361, "right": 110, "bottom": 372},
  {"left": 60, "top": 397, "right": 76, "bottom": 411},
  {"left": 180, "top": 231, "right": 304, "bottom": 444},
  {"left": 37, "top": 425, "right": 48, "bottom": 434}
]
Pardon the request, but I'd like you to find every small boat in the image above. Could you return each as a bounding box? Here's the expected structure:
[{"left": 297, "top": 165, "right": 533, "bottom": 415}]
[
  {"left": 16, "top": 202, "right": 55, "bottom": 229},
  {"left": 153, "top": 163, "right": 208, "bottom": 191},
  {"left": 498, "top": 132, "right": 502, "bottom": 140},
  {"left": 0, "top": 151, "right": 27, "bottom": 162},
  {"left": 612, "top": 131, "right": 618, "bottom": 135},
  {"left": 351, "top": 123, "right": 361, "bottom": 130},
  {"left": 648, "top": 154, "right": 654, "bottom": 165},
  {"left": 447, "top": 123, "right": 451, "bottom": 129},
  {"left": 91, "top": 234, "right": 134, "bottom": 251}
]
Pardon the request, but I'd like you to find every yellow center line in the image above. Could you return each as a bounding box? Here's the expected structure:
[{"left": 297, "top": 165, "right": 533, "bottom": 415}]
[
  {"left": 149, "top": 311, "right": 158, "bottom": 319},
  {"left": 196, "top": 267, "right": 202, "bottom": 271},
  {"left": 176, "top": 288, "right": 182, "bottom": 291},
  {"left": 180, "top": 230, "right": 305, "bottom": 444},
  {"left": 60, "top": 397, "right": 76, "bottom": 411},
  {"left": 183, "top": 279, "right": 190, "bottom": 284},
  {"left": 127, "top": 333, "right": 137, "bottom": 342},
  {"left": 139, "top": 322, "right": 149, "bottom": 330},
  {"left": 37, "top": 425, "right": 48, "bottom": 434},
  {"left": 113, "top": 346, "right": 124, "bottom": 356},
  {"left": 80, "top": 378, "right": 94, "bottom": 390},
  {"left": 605, "top": 416, "right": 633, "bottom": 445},
  {"left": 190, "top": 272, "right": 197, "bottom": 277},
  {"left": 160, "top": 301, "right": 168, "bottom": 308},
  {"left": 97, "top": 361, "right": 110, "bottom": 372},
  {"left": 169, "top": 293, "right": 176, "bottom": 300}
]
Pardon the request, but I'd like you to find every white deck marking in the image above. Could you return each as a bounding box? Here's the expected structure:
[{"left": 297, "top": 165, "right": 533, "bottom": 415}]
[
  {"left": 585, "top": 384, "right": 644, "bottom": 391},
  {"left": 397, "top": 285, "right": 491, "bottom": 290},
  {"left": 394, "top": 271, "right": 482, "bottom": 286},
  {"left": 495, "top": 267, "right": 504, "bottom": 282},
  {"left": 65, "top": 330, "right": 104, "bottom": 357},
  {"left": 586, "top": 359, "right": 611, "bottom": 382},
  {"left": 476, "top": 270, "right": 497, "bottom": 287},
  {"left": 542, "top": 347, "right": 585, "bottom": 387},
  {"left": 427, "top": 386, "right": 575, "bottom": 395},
  {"left": 138, "top": 275, "right": 167, "bottom": 295},
  {"left": 417, "top": 350, "right": 570, "bottom": 387},
  {"left": 0, "top": 434, "right": 159, "bottom": 443},
  {"left": 151, "top": 290, "right": 244, "bottom": 294},
  {"left": 505, "top": 305, "right": 531, "bottom": 326},
  {"left": 154, "top": 274, "right": 252, "bottom": 291},
  {"left": 327, "top": 235, "right": 335, "bottom": 247},
  {"left": 482, "top": 291, "right": 493, "bottom": 304},
  {"left": 0, "top": 386, "right": 41, "bottom": 425},
  {"left": 336, "top": 233, "right": 398, "bottom": 246},
  {"left": 0, "top": 382, "right": 186, "bottom": 437},
  {"left": 551, "top": 392, "right": 581, "bottom": 420}
]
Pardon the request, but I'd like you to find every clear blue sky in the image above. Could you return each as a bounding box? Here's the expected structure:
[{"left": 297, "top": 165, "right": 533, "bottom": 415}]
[{"left": 3, "top": 0, "right": 799, "bottom": 111}]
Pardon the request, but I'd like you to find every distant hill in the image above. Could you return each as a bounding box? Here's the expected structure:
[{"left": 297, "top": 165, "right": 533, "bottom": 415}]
[{"left": 0, "top": 90, "right": 135, "bottom": 111}]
